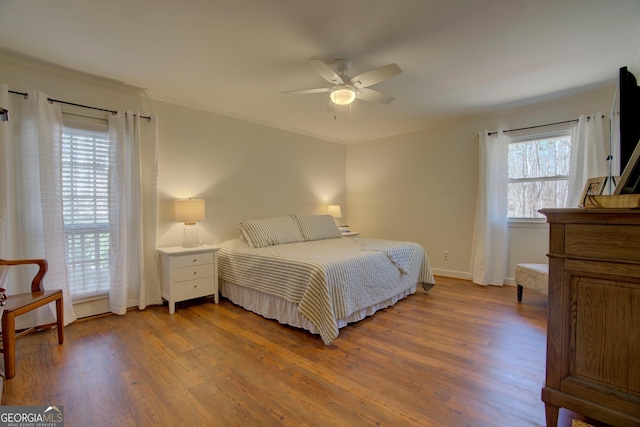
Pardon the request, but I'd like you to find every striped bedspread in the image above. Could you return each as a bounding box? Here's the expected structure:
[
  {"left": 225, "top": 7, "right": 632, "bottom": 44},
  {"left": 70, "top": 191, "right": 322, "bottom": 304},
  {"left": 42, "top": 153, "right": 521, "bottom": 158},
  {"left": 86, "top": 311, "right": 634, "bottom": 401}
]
[{"left": 218, "top": 237, "right": 435, "bottom": 344}]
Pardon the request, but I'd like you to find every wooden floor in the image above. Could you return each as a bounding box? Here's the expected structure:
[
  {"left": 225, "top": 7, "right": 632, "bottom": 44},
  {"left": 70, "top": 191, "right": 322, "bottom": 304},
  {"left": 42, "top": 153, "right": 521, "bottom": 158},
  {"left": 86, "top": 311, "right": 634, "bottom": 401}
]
[{"left": 1, "top": 277, "right": 609, "bottom": 427}]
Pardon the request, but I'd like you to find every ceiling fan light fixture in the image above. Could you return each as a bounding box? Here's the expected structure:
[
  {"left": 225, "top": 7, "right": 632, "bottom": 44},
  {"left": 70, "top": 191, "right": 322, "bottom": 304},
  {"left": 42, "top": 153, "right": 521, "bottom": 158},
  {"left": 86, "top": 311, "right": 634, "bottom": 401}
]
[{"left": 330, "top": 86, "right": 356, "bottom": 105}]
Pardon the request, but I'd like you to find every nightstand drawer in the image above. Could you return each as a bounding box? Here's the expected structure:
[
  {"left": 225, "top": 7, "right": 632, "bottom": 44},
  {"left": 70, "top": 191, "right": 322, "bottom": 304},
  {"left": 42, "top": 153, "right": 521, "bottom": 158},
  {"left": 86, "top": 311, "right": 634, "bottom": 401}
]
[
  {"left": 173, "top": 277, "right": 215, "bottom": 298},
  {"left": 173, "top": 264, "right": 214, "bottom": 282},
  {"left": 173, "top": 252, "right": 214, "bottom": 268}
]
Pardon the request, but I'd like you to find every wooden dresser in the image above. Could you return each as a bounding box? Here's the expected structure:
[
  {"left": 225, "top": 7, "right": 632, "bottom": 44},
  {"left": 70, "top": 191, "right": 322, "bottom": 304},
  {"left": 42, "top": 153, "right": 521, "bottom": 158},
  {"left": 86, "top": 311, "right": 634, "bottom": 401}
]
[{"left": 540, "top": 208, "right": 640, "bottom": 427}]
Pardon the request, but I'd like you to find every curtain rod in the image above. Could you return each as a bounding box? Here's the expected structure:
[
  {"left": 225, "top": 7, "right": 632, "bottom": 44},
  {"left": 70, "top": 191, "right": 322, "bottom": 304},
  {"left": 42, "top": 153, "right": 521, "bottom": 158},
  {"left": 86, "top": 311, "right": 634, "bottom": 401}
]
[
  {"left": 8, "top": 89, "right": 151, "bottom": 121},
  {"left": 487, "top": 114, "right": 605, "bottom": 136},
  {"left": 488, "top": 119, "right": 577, "bottom": 136}
]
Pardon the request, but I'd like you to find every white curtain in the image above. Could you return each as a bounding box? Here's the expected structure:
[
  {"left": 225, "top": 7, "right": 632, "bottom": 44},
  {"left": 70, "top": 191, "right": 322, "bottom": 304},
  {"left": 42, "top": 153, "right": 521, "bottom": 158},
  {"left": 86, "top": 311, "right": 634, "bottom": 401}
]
[
  {"left": 566, "top": 113, "right": 608, "bottom": 206},
  {"left": 108, "top": 112, "right": 161, "bottom": 314},
  {"left": 470, "top": 130, "right": 509, "bottom": 286},
  {"left": 0, "top": 85, "right": 76, "bottom": 327}
]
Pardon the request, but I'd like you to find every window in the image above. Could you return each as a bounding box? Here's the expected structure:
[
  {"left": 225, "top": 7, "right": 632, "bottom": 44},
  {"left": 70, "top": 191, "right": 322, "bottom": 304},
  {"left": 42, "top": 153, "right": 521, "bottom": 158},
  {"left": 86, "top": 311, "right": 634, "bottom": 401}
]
[
  {"left": 508, "top": 132, "right": 571, "bottom": 219},
  {"left": 62, "top": 125, "right": 111, "bottom": 300}
]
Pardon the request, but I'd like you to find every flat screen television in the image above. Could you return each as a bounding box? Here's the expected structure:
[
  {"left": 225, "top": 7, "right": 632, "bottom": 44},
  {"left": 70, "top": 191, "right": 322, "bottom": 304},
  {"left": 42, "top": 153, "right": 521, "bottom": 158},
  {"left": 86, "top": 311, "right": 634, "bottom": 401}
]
[{"left": 613, "top": 66, "right": 640, "bottom": 194}]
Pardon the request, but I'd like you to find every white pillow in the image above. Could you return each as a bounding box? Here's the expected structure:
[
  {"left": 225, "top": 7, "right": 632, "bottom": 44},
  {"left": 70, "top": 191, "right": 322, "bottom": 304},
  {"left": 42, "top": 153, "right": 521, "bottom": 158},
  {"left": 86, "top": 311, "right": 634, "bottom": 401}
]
[
  {"left": 239, "top": 215, "right": 304, "bottom": 248},
  {"left": 294, "top": 214, "right": 342, "bottom": 241}
]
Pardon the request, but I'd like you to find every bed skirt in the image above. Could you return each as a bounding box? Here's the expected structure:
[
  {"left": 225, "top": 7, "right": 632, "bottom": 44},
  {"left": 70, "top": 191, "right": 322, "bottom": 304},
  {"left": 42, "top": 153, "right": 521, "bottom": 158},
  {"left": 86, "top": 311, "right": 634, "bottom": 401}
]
[{"left": 220, "top": 278, "right": 417, "bottom": 336}]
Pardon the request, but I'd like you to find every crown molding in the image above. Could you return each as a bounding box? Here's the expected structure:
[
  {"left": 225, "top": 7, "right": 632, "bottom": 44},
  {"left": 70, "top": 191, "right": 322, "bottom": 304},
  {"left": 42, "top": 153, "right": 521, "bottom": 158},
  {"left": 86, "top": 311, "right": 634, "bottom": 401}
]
[
  {"left": 145, "top": 91, "right": 346, "bottom": 145},
  {"left": 0, "top": 50, "right": 145, "bottom": 95},
  {"left": 345, "top": 84, "right": 617, "bottom": 145},
  {"left": 480, "top": 85, "right": 615, "bottom": 119},
  {"left": 148, "top": 82, "right": 615, "bottom": 147}
]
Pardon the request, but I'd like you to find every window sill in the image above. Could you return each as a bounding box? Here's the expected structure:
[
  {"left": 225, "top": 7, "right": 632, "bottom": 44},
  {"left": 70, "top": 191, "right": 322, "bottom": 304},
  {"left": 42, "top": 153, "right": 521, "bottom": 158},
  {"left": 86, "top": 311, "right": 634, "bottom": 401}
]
[
  {"left": 508, "top": 218, "right": 549, "bottom": 229},
  {"left": 71, "top": 292, "right": 109, "bottom": 304}
]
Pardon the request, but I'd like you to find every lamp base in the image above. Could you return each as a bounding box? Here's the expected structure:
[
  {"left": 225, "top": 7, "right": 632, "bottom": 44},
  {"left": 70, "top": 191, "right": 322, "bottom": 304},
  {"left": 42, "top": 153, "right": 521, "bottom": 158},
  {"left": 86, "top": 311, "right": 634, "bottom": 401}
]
[{"left": 182, "top": 223, "right": 199, "bottom": 248}]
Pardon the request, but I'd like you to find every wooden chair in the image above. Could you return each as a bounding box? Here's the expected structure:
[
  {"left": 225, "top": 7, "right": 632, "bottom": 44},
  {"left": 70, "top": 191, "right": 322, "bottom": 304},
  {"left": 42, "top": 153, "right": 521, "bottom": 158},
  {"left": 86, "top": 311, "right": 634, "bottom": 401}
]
[{"left": 0, "top": 258, "right": 64, "bottom": 379}]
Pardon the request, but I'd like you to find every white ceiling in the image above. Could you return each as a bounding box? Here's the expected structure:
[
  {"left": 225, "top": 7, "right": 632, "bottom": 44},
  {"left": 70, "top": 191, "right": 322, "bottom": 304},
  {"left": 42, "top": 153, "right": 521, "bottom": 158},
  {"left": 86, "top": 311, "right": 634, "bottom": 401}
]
[{"left": 0, "top": 0, "right": 639, "bottom": 144}]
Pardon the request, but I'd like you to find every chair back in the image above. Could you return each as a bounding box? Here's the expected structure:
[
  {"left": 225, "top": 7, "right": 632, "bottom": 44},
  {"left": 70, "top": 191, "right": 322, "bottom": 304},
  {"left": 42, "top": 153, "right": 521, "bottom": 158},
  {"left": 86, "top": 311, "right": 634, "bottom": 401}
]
[
  {"left": 0, "top": 264, "right": 9, "bottom": 305},
  {"left": 0, "top": 259, "right": 48, "bottom": 297}
]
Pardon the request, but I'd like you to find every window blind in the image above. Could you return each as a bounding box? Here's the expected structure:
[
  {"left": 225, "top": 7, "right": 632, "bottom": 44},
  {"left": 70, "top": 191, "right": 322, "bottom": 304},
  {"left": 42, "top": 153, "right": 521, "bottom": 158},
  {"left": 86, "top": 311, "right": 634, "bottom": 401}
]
[{"left": 62, "top": 126, "right": 111, "bottom": 299}]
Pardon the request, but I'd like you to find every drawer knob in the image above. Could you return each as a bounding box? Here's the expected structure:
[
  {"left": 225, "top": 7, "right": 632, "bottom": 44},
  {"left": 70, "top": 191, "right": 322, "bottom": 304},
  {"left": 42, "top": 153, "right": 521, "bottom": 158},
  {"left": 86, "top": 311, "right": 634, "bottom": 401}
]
[
  {"left": 192, "top": 259, "right": 197, "bottom": 263},
  {"left": 193, "top": 271, "right": 197, "bottom": 275}
]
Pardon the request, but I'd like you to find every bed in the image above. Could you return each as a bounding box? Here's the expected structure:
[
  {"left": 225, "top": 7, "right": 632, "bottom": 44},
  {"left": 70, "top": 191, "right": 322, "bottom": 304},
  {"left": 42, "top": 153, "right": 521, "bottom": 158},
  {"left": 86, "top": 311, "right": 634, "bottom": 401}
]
[{"left": 217, "top": 214, "right": 435, "bottom": 345}]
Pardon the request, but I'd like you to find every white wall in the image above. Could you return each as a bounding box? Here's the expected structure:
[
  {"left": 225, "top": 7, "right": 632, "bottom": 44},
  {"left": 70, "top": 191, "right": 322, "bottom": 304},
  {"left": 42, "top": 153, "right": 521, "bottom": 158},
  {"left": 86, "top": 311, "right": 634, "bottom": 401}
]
[
  {"left": 151, "top": 100, "right": 346, "bottom": 247},
  {"left": 346, "top": 88, "right": 615, "bottom": 282}
]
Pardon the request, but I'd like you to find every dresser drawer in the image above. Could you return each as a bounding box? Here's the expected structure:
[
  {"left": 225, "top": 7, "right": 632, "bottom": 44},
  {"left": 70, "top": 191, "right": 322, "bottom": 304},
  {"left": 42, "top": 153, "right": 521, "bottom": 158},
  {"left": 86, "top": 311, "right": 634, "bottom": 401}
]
[
  {"left": 173, "top": 264, "right": 214, "bottom": 283},
  {"left": 173, "top": 252, "right": 214, "bottom": 268},
  {"left": 173, "top": 276, "right": 215, "bottom": 298},
  {"left": 565, "top": 224, "right": 640, "bottom": 262}
]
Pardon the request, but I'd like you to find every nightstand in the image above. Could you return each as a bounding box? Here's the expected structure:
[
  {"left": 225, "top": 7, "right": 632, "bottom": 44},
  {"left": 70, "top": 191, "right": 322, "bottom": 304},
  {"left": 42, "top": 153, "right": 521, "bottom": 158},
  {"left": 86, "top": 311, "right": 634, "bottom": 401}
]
[{"left": 157, "top": 244, "right": 220, "bottom": 314}]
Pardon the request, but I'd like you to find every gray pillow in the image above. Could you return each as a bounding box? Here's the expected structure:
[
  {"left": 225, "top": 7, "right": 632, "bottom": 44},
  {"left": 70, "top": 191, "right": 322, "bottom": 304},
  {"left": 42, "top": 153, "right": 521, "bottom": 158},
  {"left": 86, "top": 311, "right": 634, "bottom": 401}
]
[
  {"left": 239, "top": 215, "right": 304, "bottom": 248},
  {"left": 294, "top": 214, "right": 342, "bottom": 241}
]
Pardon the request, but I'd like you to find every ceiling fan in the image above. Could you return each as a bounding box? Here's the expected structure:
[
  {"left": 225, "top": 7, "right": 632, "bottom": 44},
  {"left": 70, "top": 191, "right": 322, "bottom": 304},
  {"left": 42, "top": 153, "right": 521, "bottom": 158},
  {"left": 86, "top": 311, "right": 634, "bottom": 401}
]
[{"left": 282, "top": 59, "right": 402, "bottom": 106}]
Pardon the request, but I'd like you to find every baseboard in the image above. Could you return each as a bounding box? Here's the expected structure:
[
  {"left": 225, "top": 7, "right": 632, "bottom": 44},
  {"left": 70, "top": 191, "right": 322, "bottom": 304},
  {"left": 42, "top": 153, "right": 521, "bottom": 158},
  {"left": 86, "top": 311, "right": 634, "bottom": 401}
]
[
  {"left": 431, "top": 269, "right": 516, "bottom": 287},
  {"left": 431, "top": 268, "right": 472, "bottom": 280}
]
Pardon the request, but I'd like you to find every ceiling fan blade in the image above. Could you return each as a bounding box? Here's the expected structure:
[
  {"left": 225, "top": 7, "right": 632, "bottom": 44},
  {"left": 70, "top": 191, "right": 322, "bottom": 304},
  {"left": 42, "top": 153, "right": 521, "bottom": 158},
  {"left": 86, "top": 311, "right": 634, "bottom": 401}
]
[
  {"left": 357, "top": 88, "right": 395, "bottom": 104},
  {"left": 349, "top": 63, "right": 402, "bottom": 88},
  {"left": 282, "top": 87, "right": 330, "bottom": 95},
  {"left": 308, "top": 59, "right": 345, "bottom": 85}
]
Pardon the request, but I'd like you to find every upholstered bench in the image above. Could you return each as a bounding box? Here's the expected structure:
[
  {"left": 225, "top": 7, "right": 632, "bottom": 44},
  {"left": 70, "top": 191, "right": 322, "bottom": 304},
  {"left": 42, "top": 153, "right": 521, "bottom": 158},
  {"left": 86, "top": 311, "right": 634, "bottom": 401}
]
[{"left": 515, "top": 263, "right": 548, "bottom": 302}]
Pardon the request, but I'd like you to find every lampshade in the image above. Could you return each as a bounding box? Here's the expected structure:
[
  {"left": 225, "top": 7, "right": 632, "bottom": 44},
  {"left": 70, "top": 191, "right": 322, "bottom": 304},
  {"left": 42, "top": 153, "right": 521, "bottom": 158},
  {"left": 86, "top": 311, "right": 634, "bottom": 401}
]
[
  {"left": 330, "top": 86, "right": 356, "bottom": 105},
  {"left": 174, "top": 199, "right": 205, "bottom": 224},
  {"left": 327, "top": 204, "right": 342, "bottom": 218}
]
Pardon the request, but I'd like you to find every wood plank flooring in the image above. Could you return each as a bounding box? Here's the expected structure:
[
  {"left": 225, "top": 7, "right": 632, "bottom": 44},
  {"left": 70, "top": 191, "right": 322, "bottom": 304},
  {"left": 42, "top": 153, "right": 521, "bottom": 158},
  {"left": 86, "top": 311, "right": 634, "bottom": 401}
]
[{"left": 1, "top": 277, "right": 609, "bottom": 426}]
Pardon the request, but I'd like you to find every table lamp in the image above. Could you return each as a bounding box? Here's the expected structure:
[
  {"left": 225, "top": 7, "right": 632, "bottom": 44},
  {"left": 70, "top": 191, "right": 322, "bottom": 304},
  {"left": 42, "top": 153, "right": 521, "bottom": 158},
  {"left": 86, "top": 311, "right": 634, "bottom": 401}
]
[{"left": 174, "top": 198, "right": 205, "bottom": 248}]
